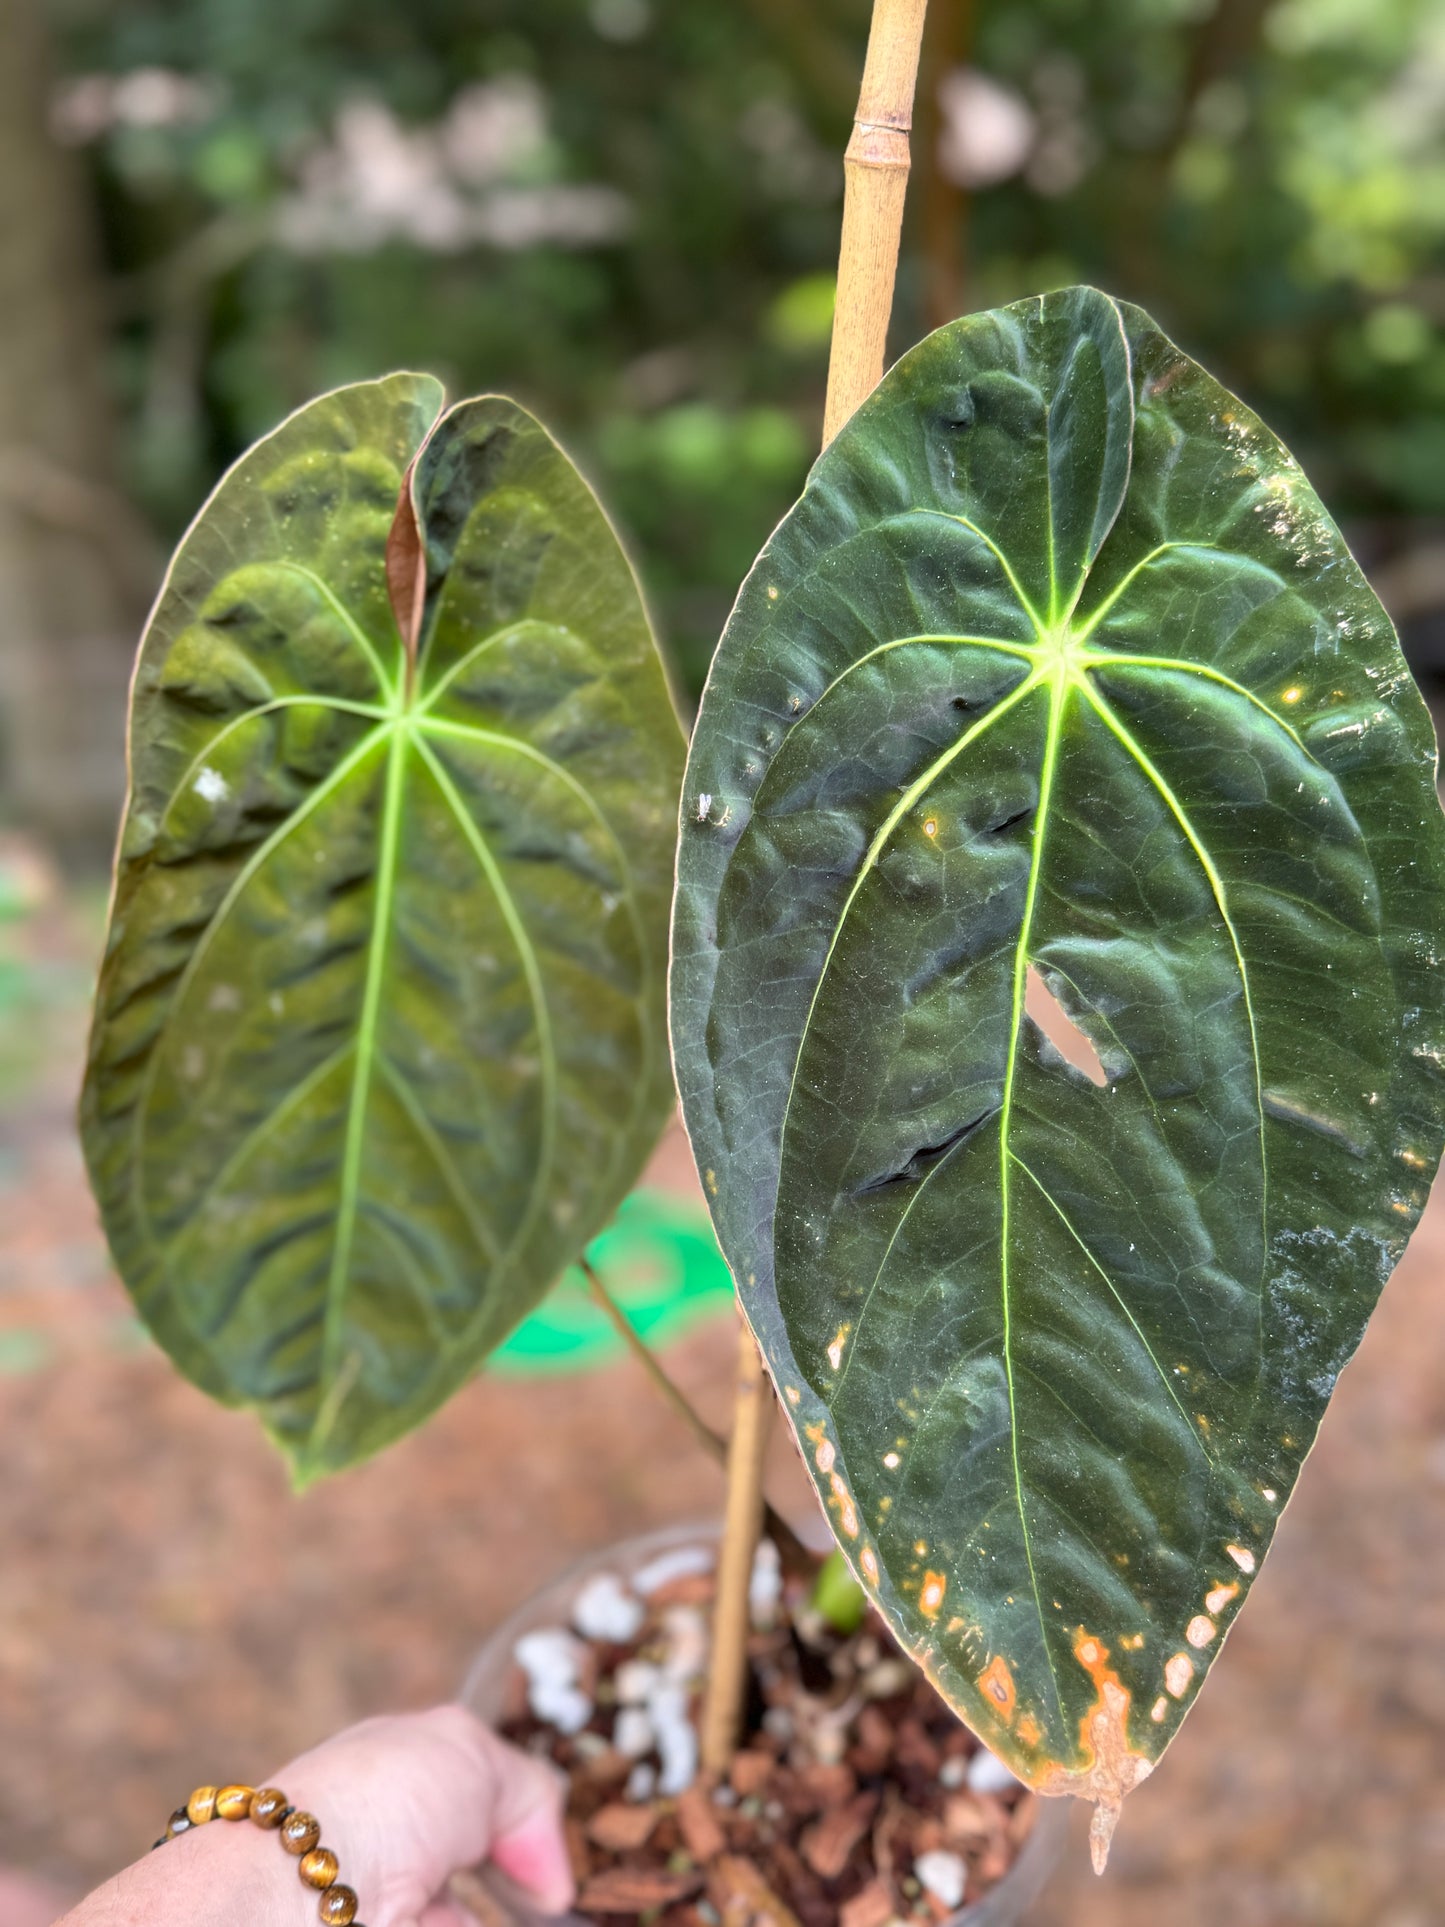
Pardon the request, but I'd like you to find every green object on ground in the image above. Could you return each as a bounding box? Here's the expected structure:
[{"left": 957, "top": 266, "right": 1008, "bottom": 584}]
[{"left": 492, "top": 1190, "right": 736, "bottom": 1374}]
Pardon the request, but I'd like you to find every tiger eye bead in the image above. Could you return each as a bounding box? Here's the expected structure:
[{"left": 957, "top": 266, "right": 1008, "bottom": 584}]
[
  {"left": 165, "top": 1809, "right": 192, "bottom": 1839},
  {"left": 249, "top": 1787, "right": 289, "bottom": 1829},
  {"left": 318, "top": 1884, "right": 359, "bottom": 1925},
  {"left": 215, "top": 1785, "right": 255, "bottom": 1822},
  {"left": 186, "top": 1787, "right": 218, "bottom": 1826},
  {"left": 281, "top": 1811, "right": 322, "bottom": 1856},
  {"left": 300, "top": 1846, "right": 339, "bottom": 1889}
]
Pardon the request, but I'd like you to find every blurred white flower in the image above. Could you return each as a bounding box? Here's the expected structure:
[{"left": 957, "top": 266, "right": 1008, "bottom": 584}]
[
  {"left": 277, "top": 89, "right": 631, "bottom": 253},
  {"left": 936, "top": 67, "right": 1035, "bottom": 188},
  {"left": 51, "top": 68, "right": 218, "bottom": 144}
]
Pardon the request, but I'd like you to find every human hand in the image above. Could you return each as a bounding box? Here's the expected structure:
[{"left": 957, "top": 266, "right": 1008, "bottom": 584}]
[
  {"left": 275, "top": 1706, "right": 576, "bottom": 1927},
  {"left": 58, "top": 1706, "right": 574, "bottom": 1927}
]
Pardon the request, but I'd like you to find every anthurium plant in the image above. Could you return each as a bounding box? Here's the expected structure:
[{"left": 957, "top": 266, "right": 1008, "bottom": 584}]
[{"left": 79, "top": 0, "right": 1445, "bottom": 1877}]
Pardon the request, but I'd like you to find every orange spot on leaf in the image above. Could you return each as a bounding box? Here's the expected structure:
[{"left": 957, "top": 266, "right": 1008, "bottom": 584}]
[
  {"left": 1164, "top": 1653, "right": 1194, "bottom": 1698},
  {"left": 978, "top": 1652, "right": 1016, "bottom": 1717},
  {"left": 829, "top": 1473, "right": 859, "bottom": 1538},
  {"left": 1205, "top": 1581, "right": 1239, "bottom": 1616},
  {"left": 919, "top": 1570, "right": 947, "bottom": 1619},
  {"left": 1033, "top": 1630, "right": 1156, "bottom": 1873}
]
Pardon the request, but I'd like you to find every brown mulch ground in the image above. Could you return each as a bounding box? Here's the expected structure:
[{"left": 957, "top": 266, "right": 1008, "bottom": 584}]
[{"left": 2, "top": 870, "right": 1444, "bottom": 1923}]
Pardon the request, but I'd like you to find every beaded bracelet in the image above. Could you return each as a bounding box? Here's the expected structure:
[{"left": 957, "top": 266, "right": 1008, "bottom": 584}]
[{"left": 153, "top": 1782, "right": 365, "bottom": 1926}]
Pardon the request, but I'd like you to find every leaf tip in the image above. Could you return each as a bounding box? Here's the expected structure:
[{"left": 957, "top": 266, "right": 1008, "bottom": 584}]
[{"left": 1089, "top": 1799, "right": 1120, "bottom": 1874}]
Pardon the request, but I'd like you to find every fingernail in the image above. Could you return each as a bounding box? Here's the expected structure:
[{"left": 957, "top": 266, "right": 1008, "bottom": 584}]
[{"left": 490, "top": 1808, "right": 576, "bottom": 1916}]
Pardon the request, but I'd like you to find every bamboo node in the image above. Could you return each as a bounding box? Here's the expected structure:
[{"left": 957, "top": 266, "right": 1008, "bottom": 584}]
[{"left": 844, "top": 124, "right": 912, "bottom": 169}]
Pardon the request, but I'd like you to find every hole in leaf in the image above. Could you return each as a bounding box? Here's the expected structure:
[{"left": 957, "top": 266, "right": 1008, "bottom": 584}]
[{"left": 1025, "top": 964, "right": 1108, "bottom": 1087}]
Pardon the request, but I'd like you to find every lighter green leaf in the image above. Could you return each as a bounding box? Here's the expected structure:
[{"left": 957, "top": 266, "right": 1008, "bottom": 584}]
[
  {"left": 670, "top": 289, "right": 1445, "bottom": 1837},
  {"left": 83, "top": 376, "right": 684, "bottom": 1480}
]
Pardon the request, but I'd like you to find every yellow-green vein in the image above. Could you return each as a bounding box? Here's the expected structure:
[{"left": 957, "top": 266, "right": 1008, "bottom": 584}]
[
  {"left": 415, "top": 618, "right": 578, "bottom": 716},
  {"left": 417, "top": 712, "right": 656, "bottom": 1232},
  {"left": 273, "top": 563, "right": 398, "bottom": 702},
  {"left": 1010, "top": 1150, "right": 1213, "bottom": 1464},
  {"left": 803, "top": 633, "right": 1043, "bottom": 717},
  {"left": 318, "top": 727, "right": 410, "bottom": 1416},
  {"left": 167, "top": 1039, "right": 354, "bottom": 1259},
  {"left": 907, "top": 510, "right": 1046, "bottom": 635},
  {"left": 832, "top": 1101, "right": 1000, "bottom": 1405},
  {"left": 1082, "top": 654, "right": 1318, "bottom": 764},
  {"left": 1071, "top": 543, "right": 1197, "bottom": 641},
  {"left": 776, "top": 670, "right": 1045, "bottom": 1194},
  {"left": 996, "top": 662, "right": 1071, "bottom": 1727},
  {"left": 130, "top": 722, "right": 391, "bottom": 1236},
  {"left": 377, "top": 1053, "right": 502, "bottom": 1263},
  {"left": 163, "top": 696, "right": 389, "bottom": 825},
  {"left": 1081, "top": 681, "right": 1269, "bottom": 1276},
  {"left": 413, "top": 732, "right": 559, "bottom": 1274}
]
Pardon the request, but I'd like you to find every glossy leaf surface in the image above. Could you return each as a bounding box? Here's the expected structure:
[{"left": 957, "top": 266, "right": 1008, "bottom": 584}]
[
  {"left": 671, "top": 289, "right": 1445, "bottom": 1832},
  {"left": 83, "top": 376, "right": 684, "bottom": 1480}
]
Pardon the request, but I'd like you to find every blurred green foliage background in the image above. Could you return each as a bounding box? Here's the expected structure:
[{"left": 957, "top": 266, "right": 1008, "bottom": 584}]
[{"left": 10, "top": 0, "right": 1445, "bottom": 822}]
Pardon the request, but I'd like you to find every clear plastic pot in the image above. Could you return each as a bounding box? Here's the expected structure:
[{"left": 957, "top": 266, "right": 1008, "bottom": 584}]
[{"left": 459, "top": 1521, "right": 1068, "bottom": 1927}]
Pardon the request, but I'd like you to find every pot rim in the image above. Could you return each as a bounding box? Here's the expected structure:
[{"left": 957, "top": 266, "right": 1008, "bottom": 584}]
[{"left": 458, "top": 1519, "right": 1070, "bottom": 1927}]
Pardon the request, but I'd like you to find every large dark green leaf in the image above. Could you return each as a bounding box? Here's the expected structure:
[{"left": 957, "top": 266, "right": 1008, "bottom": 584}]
[
  {"left": 83, "top": 376, "right": 684, "bottom": 1481},
  {"left": 671, "top": 288, "right": 1445, "bottom": 1846}
]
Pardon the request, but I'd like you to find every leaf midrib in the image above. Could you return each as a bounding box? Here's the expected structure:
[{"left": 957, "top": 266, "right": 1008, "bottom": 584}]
[{"left": 319, "top": 725, "right": 409, "bottom": 1416}]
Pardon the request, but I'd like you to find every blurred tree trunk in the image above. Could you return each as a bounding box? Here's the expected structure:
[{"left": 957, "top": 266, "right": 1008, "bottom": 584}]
[
  {"left": 0, "top": 0, "right": 153, "bottom": 866},
  {"left": 918, "top": 0, "right": 973, "bottom": 331}
]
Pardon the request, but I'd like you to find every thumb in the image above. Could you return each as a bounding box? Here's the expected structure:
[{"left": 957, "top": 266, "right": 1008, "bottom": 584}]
[{"left": 485, "top": 1758, "right": 575, "bottom": 1915}]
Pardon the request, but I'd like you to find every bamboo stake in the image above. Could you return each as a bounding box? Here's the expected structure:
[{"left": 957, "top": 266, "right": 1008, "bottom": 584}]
[
  {"left": 699, "top": 1316, "right": 774, "bottom": 1775},
  {"left": 700, "top": 0, "right": 929, "bottom": 1780},
  {"left": 579, "top": 1258, "right": 812, "bottom": 1574},
  {"left": 822, "top": 0, "right": 931, "bottom": 446}
]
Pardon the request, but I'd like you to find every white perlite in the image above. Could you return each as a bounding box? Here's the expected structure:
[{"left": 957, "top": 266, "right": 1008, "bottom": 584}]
[
  {"left": 660, "top": 1606, "right": 708, "bottom": 1682},
  {"left": 614, "top": 1659, "right": 662, "bottom": 1706},
  {"left": 513, "top": 1628, "right": 591, "bottom": 1735},
  {"left": 612, "top": 1706, "right": 655, "bottom": 1759},
  {"left": 915, "top": 1850, "right": 968, "bottom": 1910},
  {"left": 648, "top": 1681, "right": 698, "bottom": 1795},
  {"left": 572, "top": 1571, "right": 645, "bottom": 1644},
  {"left": 749, "top": 1537, "right": 782, "bottom": 1626}
]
